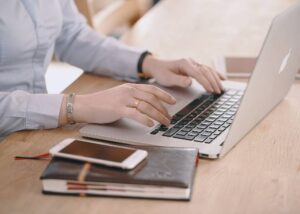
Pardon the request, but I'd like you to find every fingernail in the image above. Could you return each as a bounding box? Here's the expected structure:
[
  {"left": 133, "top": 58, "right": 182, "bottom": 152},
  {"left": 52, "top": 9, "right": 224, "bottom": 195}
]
[
  {"left": 148, "top": 121, "right": 154, "bottom": 127},
  {"left": 165, "top": 120, "right": 171, "bottom": 127},
  {"left": 171, "top": 96, "right": 176, "bottom": 102}
]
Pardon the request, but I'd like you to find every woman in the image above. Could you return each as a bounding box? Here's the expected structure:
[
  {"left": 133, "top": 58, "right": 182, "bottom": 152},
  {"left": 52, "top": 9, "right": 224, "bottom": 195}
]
[{"left": 0, "top": 0, "right": 224, "bottom": 139}]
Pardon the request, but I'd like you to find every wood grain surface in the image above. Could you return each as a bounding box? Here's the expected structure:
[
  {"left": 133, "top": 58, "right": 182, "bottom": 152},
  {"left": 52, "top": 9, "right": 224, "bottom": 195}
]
[{"left": 1, "top": 0, "right": 299, "bottom": 214}]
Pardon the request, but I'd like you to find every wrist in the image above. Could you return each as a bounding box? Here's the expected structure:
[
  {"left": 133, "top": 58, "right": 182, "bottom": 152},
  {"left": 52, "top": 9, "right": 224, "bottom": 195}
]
[
  {"left": 59, "top": 94, "right": 88, "bottom": 125},
  {"left": 58, "top": 95, "right": 68, "bottom": 126},
  {"left": 142, "top": 54, "right": 159, "bottom": 78},
  {"left": 73, "top": 94, "right": 87, "bottom": 123}
]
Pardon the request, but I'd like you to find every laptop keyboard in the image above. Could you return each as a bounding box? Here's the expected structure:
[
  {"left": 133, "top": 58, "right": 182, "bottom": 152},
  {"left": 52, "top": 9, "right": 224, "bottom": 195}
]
[{"left": 150, "top": 89, "right": 243, "bottom": 143}]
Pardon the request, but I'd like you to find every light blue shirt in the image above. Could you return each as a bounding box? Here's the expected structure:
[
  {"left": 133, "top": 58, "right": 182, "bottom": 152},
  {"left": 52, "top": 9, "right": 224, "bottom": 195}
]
[{"left": 0, "top": 0, "right": 144, "bottom": 139}]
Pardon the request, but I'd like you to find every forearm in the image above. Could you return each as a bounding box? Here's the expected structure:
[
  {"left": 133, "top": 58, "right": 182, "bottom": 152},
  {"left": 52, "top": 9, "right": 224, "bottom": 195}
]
[
  {"left": 57, "top": 83, "right": 175, "bottom": 128},
  {"left": 0, "top": 91, "right": 63, "bottom": 138},
  {"left": 56, "top": 0, "right": 145, "bottom": 81}
]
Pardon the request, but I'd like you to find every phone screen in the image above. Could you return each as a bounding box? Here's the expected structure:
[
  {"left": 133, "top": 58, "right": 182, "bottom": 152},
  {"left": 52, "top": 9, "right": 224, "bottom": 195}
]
[{"left": 60, "top": 140, "right": 136, "bottom": 162}]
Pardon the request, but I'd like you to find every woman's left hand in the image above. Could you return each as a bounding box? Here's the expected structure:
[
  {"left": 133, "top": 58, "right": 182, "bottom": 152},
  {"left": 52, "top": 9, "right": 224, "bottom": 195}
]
[{"left": 142, "top": 55, "right": 226, "bottom": 94}]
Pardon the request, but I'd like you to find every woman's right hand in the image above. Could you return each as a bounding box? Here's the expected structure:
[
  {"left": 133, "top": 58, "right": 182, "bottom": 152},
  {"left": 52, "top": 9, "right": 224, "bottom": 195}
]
[{"left": 60, "top": 83, "right": 176, "bottom": 127}]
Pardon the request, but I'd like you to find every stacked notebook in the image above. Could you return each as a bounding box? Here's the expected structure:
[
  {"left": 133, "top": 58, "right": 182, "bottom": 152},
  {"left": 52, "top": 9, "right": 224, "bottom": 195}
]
[{"left": 41, "top": 146, "right": 198, "bottom": 200}]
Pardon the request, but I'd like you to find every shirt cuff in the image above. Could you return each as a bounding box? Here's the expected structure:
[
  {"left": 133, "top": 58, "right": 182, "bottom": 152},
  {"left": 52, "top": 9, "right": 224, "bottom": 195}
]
[{"left": 26, "top": 94, "right": 63, "bottom": 129}]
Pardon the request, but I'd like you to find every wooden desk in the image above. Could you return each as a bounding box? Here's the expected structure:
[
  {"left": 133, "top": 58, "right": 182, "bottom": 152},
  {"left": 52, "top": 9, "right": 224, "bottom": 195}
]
[{"left": 1, "top": 0, "right": 299, "bottom": 214}]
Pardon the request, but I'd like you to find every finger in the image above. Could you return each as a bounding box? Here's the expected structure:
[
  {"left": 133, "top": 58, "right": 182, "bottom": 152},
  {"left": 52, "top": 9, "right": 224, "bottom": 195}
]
[
  {"left": 124, "top": 107, "right": 155, "bottom": 127},
  {"left": 168, "top": 73, "right": 192, "bottom": 88},
  {"left": 202, "top": 65, "right": 223, "bottom": 93},
  {"left": 183, "top": 63, "right": 214, "bottom": 92},
  {"left": 217, "top": 71, "right": 227, "bottom": 80},
  {"left": 187, "top": 60, "right": 220, "bottom": 93},
  {"left": 194, "top": 72, "right": 214, "bottom": 93},
  {"left": 137, "top": 101, "right": 170, "bottom": 126},
  {"left": 197, "top": 65, "right": 222, "bottom": 94},
  {"left": 209, "top": 68, "right": 224, "bottom": 91},
  {"left": 131, "top": 84, "right": 176, "bottom": 105},
  {"left": 132, "top": 90, "right": 171, "bottom": 119}
]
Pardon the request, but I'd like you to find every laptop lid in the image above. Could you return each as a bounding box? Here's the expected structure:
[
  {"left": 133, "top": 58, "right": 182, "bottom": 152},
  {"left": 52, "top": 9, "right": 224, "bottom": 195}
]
[{"left": 220, "top": 3, "right": 300, "bottom": 157}]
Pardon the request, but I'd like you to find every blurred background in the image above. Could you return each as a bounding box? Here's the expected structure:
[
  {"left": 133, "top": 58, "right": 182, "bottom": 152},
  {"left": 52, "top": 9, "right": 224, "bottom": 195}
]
[
  {"left": 47, "top": 0, "right": 162, "bottom": 93},
  {"left": 75, "top": 0, "right": 160, "bottom": 38}
]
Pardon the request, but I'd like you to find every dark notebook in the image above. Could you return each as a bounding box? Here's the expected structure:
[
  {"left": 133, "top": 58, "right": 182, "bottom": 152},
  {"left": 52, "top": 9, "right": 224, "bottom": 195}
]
[{"left": 41, "top": 146, "right": 198, "bottom": 200}]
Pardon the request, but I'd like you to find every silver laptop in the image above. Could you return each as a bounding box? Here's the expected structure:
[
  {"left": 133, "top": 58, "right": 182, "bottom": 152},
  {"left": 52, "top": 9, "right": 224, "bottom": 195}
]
[{"left": 80, "top": 3, "right": 300, "bottom": 159}]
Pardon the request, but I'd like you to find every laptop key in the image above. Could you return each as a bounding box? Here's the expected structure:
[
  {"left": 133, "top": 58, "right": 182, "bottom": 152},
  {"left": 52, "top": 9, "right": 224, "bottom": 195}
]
[
  {"left": 192, "top": 128, "right": 204, "bottom": 133},
  {"left": 226, "top": 111, "right": 236, "bottom": 116},
  {"left": 226, "top": 90, "right": 237, "bottom": 95},
  {"left": 194, "top": 117, "right": 205, "bottom": 124},
  {"left": 222, "top": 104, "right": 232, "bottom": 109},
  {"left": 170, "top": 118, "right": 178, "bottom": 124},
  {"left": 201, "top": 131, "right": 211, "bottom": 136},
  {"left": 219, "top": 107, "right": 228, "bottom": 111},
  {"left": 162, "top": 127, "right": 180, "bottom": 137},
  {"left": 181, "top": 127, "right": 193, "bottom": 132},
  {"left": 184, "top": 135, "right": 197, "bottom": 140},
  {"left": 218, "top": 117, "right": 227, "bottom": 122},
  {"left": 210, "top": 124, "right": 221, "bottom": 129},
  {"left": 219, "top": 126, "right": 226, "bottom": 131},
  {"left": 197, "top": 124, "right": 207, "bottom": 129},
  {"left": 209, "top": 114, "right": 219, "bottom": 119},
  {"left": 206, "top": 127, "right": 216, "bottom": 133},
  {"left": 223, "top": 123, "right": 230, "bottom": 128},
  {"left": 150, "top": 129, "right": 159, "bottom": 135},
  {"left": 233, "top": 95, "right": 241, "bottom": 99},
  {"left": 206, "top": 118, "right": 215, "bottom": 123},
  {"left": 217, "top": 108, "right": 226, "bottom": 113},
  {"left": 158, "top": 125, "right": 168, "bottom": 131},
  {"left": 184, "top": 132, "right": 199, "bottom": 140},
  {"left": 178, "top": 120, "right": 189, "bottom": 126},
  {"left": 214, "top": 121, "right": 224, "bottom": 126},
  {"left": 175, "top": 131, "right": 188, "bottom": 136},
  {"left": 209, "top": 107, "right": 217, "bottom": 111},
  {"left": 174, "top": 124, "right": 184, "bottom": 129},
  {"left": 173, "top": 135, "right": 188, "bottom": 140},
  {"left": 202, "top": 121, "right": 211, "bottom": 126},
  {"left": 173, "top": 131, "right": 189, "bottom": 139},
  {"left": 214, "top": 130, "right": 221, "bottom": 135},
  {"left": 221, "top": 115, "right": 231, "bottom": 119},
  {"left": 188, "top": 122, "right": 197, "bottom": 127},
  {"left": 190, "top": 131, "right": 199, "bottom": 135},
  {"left": 222, "top": 95, "right": 231, "bottom": 99},
  {"left": 186, "top": 115, "right": 195, "bottom": 120},
  {"left": 214, "top": 111, "right": 223, "bottom": 116},
  {"left": 205, "top": 138, "right": 213, "bottom": 144},
  {"left": 209, "top": 134, "right": 217, "bottom": 139},
  {"left": 194, "top": 134, "right": 207, "bottom": 142}
]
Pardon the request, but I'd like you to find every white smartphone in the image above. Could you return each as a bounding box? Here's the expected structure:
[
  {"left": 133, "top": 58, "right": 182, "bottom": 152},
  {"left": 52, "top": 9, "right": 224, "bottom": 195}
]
[{"left": 49, "top": 138, "right": 148, "bottom": 170}]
